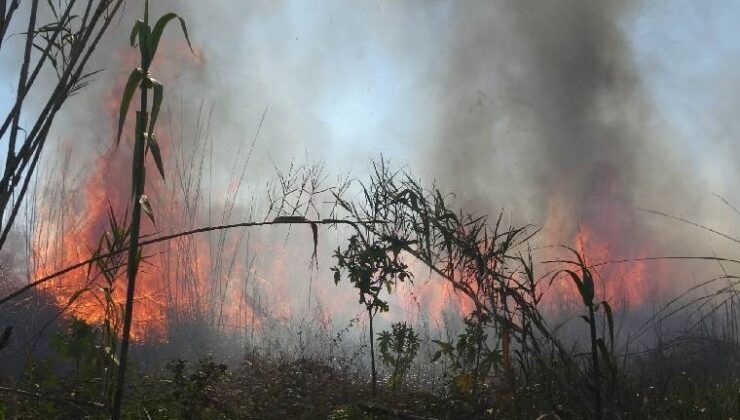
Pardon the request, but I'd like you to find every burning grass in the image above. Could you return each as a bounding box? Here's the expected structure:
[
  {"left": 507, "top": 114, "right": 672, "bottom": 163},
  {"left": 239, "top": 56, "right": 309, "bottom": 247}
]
[
  {"left": 5, "top": 100, "right": 740, "bottom": 417},
  {"left": 3, "top": 154, "right": 740, "bottom": 419},
  {"left": 2, "top": 24, "right": 739, "bottom": 417},
  {"left": 5, "top": 1, "right": 740, "bottom": 418}
]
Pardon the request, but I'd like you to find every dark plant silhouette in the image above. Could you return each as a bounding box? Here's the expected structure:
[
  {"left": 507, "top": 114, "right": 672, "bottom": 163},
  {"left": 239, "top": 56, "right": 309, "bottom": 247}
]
[
  {"left": 332, "top": 231, "right": 412, "bottom": 395},
  {"left": 0, "top": 0, "right": 124, "bottom": 250},
  {"left": 553, "top": 248, "right": 618, "bottom": 420},
  {"left": 378, "top": 322, "right": 420, "bottom": 390},
  {"left": 112, "top": 1, "right": 193, "bottom": 418}
]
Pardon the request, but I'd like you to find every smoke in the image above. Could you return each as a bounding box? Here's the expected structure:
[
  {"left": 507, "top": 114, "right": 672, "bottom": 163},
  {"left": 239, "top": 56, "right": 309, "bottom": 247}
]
[
  {"left": 15, "top": 0, "right": 740, "bottom": 331},
  {"left": 424, "top": 2, "right": 671, "bottom": 221},
  {"left": 406, "top": 2, "right": 740, "bottom": 303},
  {"left": 5, "top": 1, "right": 735, "bottom": 241},
  {"left": 54, "top": 1, "right": 692, "bottom": 224}
]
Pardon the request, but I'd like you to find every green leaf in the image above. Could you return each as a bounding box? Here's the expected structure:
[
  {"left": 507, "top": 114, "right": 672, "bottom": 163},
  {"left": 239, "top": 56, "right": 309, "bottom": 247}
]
[
  {"left": 104, "top": 345, "right": 120, "bottom": 366},
  {"left": 146, "top": 76, "right": 163, "bottom": 145},
  {"left": 139, "top": 194, "right": 156, "bottom": 227},
  {"left": 150, "top": 12, "right": 194, "bottom": 63},
  {"left": 130, "top": 19, "right": 145, "bottom": 47},
  {"left": 141, "top": 25, "right": 153, "bottom": 67},
  {"left": 582, "top": 268, "right": 595, "bottom": 305},
  {"left": 432, "top": 339, "right": 454, "bottom": 355},
  {"left": 147, "top": 134, "right": 165, "bottom": 180},
  {"left": 563, "top": 270, "right": 586, "bottom": 304},
  {"left": 116, "top": 68, "right": 144, "bottom": 146},
  {"left": 596, "top": 338, "right": 617, "bottom": 375}
]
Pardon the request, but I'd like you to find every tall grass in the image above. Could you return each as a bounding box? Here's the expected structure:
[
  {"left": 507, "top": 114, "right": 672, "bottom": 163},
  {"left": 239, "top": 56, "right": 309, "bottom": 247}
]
[
  {"left": 6, "top": 149, "right": 740, "bottom": 418},
  {"left": 6, "top": 86, "right": 740, "bottom": 417}
]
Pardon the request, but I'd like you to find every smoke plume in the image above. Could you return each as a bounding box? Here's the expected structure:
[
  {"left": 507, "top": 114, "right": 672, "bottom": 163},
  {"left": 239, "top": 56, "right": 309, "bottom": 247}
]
[{"left": 16, "top": 1, "right": 740, "bottom": 329}]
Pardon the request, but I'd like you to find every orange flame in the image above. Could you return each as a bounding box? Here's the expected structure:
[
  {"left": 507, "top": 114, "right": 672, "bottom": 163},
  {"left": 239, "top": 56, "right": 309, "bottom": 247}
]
[
  {"left": 541, "top": 175, "right": 669, "bottom": 310},
  {"left": 31, "top": 42, "right": 267, "bottom": 341}
]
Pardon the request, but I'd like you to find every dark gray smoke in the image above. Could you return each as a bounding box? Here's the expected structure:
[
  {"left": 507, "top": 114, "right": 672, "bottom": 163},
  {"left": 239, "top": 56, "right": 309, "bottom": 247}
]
[
  {"left": 43, "top": 1, "right": 692, "bottom": 226},
  {"left": 427, "top": 2, "right": 662, "bottom": 222}
]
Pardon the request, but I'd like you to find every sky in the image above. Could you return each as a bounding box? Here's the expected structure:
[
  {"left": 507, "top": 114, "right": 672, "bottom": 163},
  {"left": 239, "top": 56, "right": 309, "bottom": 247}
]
[
  {"left": 627, "top": 0, "right": 740, "bottom": 190},
  {"left": 3, "top": 1, "right": 740, "bottom": 331},
  {"left": 3, "top": 0, "right": 740, "bottom": 255}
]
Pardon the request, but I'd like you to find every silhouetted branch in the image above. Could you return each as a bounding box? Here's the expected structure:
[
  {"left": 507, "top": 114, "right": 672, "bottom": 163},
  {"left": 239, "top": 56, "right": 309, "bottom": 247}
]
[
  {"left": 0, "top": 218, "right": 385, "bottom": 306},
  {"left": 0, "top": 385, "right": 106, "bottom": 410},
  {"left": 357, "top": 403, "right": 439, "bottom": 420}
]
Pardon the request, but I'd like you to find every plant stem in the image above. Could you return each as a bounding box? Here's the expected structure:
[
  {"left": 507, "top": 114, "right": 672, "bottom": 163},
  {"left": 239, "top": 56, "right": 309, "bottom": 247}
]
[
  {"left": 589, "top": 304, "right": 603, "bottom": 420},
  {"left": 111, "top": 70, "right": 149, "bottom": 420},
  {"left": 369, "top": 306, "right": 377, "bottom": 396}
]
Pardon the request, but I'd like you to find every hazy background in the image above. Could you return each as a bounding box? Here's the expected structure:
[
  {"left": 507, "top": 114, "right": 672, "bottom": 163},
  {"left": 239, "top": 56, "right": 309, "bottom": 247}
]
[
  {"left": 27, "top": 1, "right": 734, "bottom": 221},
  {"left": 3, "top": 1, "right": 740, "bottom": 323}
]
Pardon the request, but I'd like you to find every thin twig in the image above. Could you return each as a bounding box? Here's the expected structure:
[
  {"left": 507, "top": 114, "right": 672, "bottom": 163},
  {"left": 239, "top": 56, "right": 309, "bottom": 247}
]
[
  {"left": 356, "top": 403, "right": 439, "bottom": 420},
  {"left": 0, "top": 218, "right": 385, "bottom": 306},
  {"left": 0, "top": 385, "right": 106, "bottom": 410}
]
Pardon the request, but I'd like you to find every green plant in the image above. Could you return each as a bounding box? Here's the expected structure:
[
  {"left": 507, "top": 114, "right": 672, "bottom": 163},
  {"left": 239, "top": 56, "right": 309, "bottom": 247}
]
[
  {"left": 51, "top": 319, "right": 118, "bottom": 404},
  {"left": 165, "top": 357, "right": 228, "bottom": 420},
  {"left": 9, "top": 207, "right": 129, "bottom": 415},
  {"left": 89, "top": 204, "right": 131, "bottom": 401},
  {"left": 328, "top": 405, "right": 370, "bottom": 420},
  {"left": 331, "top": 232, "right": 412, "bottom": 395},
  {"left": 377, "top": 322, "right": 420, "bottom": 390},
  {"left": 8, "top": 318, "right": 114, "bottom": 417},
  {"left": 332, "top": 161, "right": 543, "bottom": 403},
  {"left": 553, "top": 248, "right": 617, "bottom": 420},
  {"left": 112, "top": 1, "right": 192, "bottom": 419},
  {"left": 432, "top": 315, "right": 503, "bottom": 398},
  {"left": 96, "top": 207, "right": 129, "bottom": 350}
]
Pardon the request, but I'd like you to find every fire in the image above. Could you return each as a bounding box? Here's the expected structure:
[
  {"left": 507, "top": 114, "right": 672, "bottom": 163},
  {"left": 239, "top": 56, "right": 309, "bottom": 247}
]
[
  {"left": 541, "top": 173, "right": 668, "bottom": 310},
  {"left": 28, "top": 41, "right": 671, "bottom": 343},
  {"left": 30, "top": 42, "right": 271, "bottom": 341},
  {"left": 396, "top": 277, "right": 475, "bottom": 327}
]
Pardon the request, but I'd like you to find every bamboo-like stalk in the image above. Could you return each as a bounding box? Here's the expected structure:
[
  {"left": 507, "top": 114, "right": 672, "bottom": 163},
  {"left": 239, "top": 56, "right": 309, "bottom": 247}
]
[
  {"left": 368, "top": 306, "right": 377, "bottom": 396},
  {"left": 111, "top": 82, "right": 149, "bottom": 420},
  {"left": 108, "top": 2, "right": 193, "bottom": 416},
  {"left": 588, "top": 302, "right": 603, "bottom": 420}
]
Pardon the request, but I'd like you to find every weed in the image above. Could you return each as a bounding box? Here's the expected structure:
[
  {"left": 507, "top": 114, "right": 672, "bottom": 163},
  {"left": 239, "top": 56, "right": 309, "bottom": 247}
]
[{"left": 378, "top": 322, "right": 420, "bottom": 391}]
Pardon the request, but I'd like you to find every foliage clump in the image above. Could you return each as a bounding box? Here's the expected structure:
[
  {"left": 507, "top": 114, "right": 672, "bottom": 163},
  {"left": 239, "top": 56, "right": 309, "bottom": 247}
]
[{"left": 377, "top": 322, "right": 420, "bottom": 390}]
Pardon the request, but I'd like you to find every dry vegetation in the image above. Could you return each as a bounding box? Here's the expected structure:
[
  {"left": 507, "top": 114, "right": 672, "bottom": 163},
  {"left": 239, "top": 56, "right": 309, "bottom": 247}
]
[{"left": 2, "top": 157, "right": 740, "bottom": 419}]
